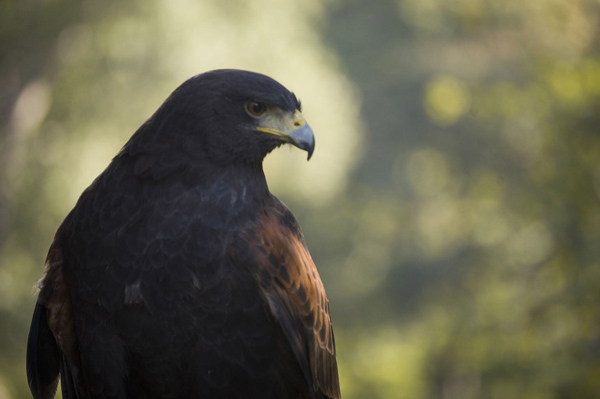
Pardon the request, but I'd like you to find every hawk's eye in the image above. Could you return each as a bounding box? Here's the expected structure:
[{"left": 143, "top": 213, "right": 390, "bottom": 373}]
[{"left": 245, "top": 101, "right": 267, "bottom": 117}]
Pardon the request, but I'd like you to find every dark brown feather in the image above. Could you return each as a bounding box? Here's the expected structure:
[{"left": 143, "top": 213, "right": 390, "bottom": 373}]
[
  {"left": 234, "top": 198, "right": 341, "bottom": 399},
  {"left": 42, "top": 239, "right": 78, "bottom": 368},
  {"left": 27, "top": 220, "right": 80, "bottom": 399}
]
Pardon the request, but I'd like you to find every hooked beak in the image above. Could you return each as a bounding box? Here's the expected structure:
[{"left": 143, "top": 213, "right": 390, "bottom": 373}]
[{"left": 256, "top": 109, "right": 315, "bottom": 160}]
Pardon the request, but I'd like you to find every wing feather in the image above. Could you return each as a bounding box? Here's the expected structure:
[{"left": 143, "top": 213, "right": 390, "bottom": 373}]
[
  {"left": 27, "top": 222, "right": 80, "bottom": 399},
  {"left": 27, "top": 299, "right": 60, "bottom": 399},
  {"left": 233, "top": 198, "right": 341, "bottom": 398}
]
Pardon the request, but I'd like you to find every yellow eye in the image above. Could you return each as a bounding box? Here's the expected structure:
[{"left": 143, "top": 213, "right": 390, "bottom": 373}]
[{"left": 245, "top": 101, "right": 267, "bottom": 117}]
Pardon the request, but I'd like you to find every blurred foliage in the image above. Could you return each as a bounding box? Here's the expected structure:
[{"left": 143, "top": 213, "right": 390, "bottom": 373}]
[{"left": 1, "top": 0, "right": 600, "bottom": 398}]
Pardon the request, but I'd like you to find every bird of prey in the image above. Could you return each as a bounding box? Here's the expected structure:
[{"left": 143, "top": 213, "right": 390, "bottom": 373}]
[{"left": 26, "top": 69, "right": 341, "bottom": 399}]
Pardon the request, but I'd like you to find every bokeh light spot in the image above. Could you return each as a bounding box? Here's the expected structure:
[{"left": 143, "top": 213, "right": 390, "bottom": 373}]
[{"left": 424, "top": 75, "right": 471, "bottom": 125}]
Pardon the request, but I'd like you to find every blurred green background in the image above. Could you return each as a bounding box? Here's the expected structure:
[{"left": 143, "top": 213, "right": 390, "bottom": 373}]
[{"left": 2, "top": 0, "right": 600, "bottom": 398}]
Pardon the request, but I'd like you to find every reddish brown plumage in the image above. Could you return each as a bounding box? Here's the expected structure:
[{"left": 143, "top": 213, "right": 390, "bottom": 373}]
[
  {"left": 42, "top": 232, "right": 78, "bottom": 369},
  {"left": 235, "top": 201, "right": 340, "bottom": 398}
]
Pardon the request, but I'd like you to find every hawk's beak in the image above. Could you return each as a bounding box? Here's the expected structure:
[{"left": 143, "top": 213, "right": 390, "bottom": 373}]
[
  {"left": 256, "top": 109, "right": 315, "bottom": 160},
  {"left": 286, "top": 122, "right": 315, "bottom": 160}
]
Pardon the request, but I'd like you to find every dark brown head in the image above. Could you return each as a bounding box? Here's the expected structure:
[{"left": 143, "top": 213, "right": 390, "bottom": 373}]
[{"left": 124, "top": 69, "right": 314, "bottom": 169}]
